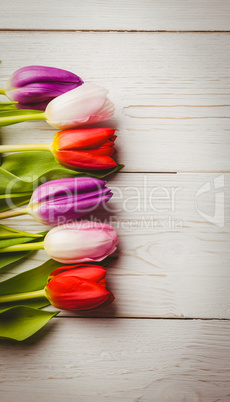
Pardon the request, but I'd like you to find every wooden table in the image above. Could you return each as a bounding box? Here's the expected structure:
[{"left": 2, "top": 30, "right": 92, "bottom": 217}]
[{"left": 0, "top": 1, "right": 230, "bottom": 400}]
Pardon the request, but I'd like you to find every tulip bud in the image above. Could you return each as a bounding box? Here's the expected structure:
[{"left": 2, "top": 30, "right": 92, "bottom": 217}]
[
  {"left": 0, "top": 178, "right": 113, "bottom": 225},
  {"left": 0, "top": 264, "right": 115, "bottom": 312},
  {"left": 43, "top": 221, "right": 118, "bottom": 264},
  {"left": 45, "top": 264, "right": 114, "bottom": 311},
  {"left": 0, "top": 127, "right": 118, "bottom": 171},
  {"left": 2, "top": 65, "right": 83, "bottom": 110},
  {"left": 52, "top": 128, "right": 117, "bottom": 170},
  {"left": 45, "top": 83, "right": 115, "bottom": 129},
  {"left": 29, "top": 177, "right": 113, "bottom": 225}
]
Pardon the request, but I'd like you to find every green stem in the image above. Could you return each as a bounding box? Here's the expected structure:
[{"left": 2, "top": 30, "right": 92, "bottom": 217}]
[
  {"left": 0, "top": 289, "right": 46, "bottom": 304},
  {"left": 0, "top": 241, "right": 44, "bottom": 253},
  {"left": 0, "top": 87, "right": 5, "bottom": 95},
  {"left": 0, "top": 112, "right": 46, "bottom": 127},
  {"left": 0, "top": 143, "right": 51, "bottom": 153},
  {"left": 0, "top": 206, "right": 29, "bottom": 219}
]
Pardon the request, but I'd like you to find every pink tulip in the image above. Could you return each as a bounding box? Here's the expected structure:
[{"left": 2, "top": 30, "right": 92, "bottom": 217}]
[
  {"left": 0, "top": 220, "right": 118, "bottom": 264},
  {"left": 45, "top": 83, "right": 115, "bottom": 129},
  {"left": 43, "top": 220, "right": 118, "bottom": 263}
]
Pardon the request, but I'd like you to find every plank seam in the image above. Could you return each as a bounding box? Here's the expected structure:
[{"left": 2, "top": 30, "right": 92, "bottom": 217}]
[
  {"left": 56, "top": 316, "right": 230, "bottom": 321},
  {"left": 0, "top": 29, "right": 230, "bottom": 34},
  {"left": 117, "top": 171, "right": 230, "bottom": 174},
  {"left": 118, "top": 172, "right": 178, "bottom": 174}
]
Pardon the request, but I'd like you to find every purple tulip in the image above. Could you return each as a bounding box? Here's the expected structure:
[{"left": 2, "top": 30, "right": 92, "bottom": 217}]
[
  {"left": 2, "top": 66, "right": 83, "bottom": 111},
  {"left": 0, "top": 178, "right": 113, "bottom": 225}
]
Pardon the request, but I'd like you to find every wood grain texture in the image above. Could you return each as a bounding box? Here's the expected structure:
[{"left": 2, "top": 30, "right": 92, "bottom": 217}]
[
  {"left": 1, "top": 32, "right": 230, "bottom": 172},
  {"left": 0, "top": 0, "right": 230, "bottom": 31},
  {"left": 0, "top": 319, "right": 230, "bottom": 401},
  {"left": 1, "top": 173, "right": 229, "bottom": 319},
  {"left": 0, "top": 2, "right": 229, "bottom": 399}
]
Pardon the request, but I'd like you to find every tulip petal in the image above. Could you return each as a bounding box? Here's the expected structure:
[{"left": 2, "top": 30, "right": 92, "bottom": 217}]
[
  {"left": 38, "top": 188, "right": 111, "bottom": 205},
  {"left": 45, "top": 275, "right": 112, "bottom": 311},
  {"left": 87, "top": 141, "right": 116, "bottom": 156},
  {"left": 89, "top": 290, "right": 115, "bottom": 310},
  {"left": 53, "top": 128, "right": 116, "bottom": 150},
  {"left": 45, "top": 83, "right": 115, "bottom": 129},
  {"left": 43, "top": 221, "right": 118, "bottom": 264},
  {"left": 31, "top": 177, "right": 107, "bottom": 204},
  {"left": 6, "top": 82, "right": 81, "bottom": 104},
  {"left": 35, "top": 192, "right": 112, "bottom": 225},
  {"left": 7, "top": 65, "right": 83, "bottom": 88},
  {"left": 29, "top": 178, "right": 112, "bottom": 225},
  {"left": 15, "top": 100, "right": 51, "bottom": 111},
  {"left": 78, "top": 98, "right": 115, "bottom": 126},
  {"left": 5, "top": 66, "right": 83, "bottom": 111},
  {"left": 45, "top": 263, "right": 114, "bottom": 311},
  {"left": 56, "top": 150, "right": 117, "bottom": 170},
  {"left": 95, "top": 98, "right": 115, "bottom": 117},
  {"left": 46, "top": 83, "right": 106, "bottom": 120},
  {"left": 52, "top": 128, "right": 117, "bottom": 170},
  {"left": 48, "top": 264, "right": 107, "bottom": 282}
]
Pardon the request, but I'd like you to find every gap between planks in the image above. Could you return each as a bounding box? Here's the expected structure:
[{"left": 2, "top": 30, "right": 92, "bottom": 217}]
[
  {"left": 118, "top": 171, "right": 178, "bottom": 174},
  {"left": 0, "top": 29, "right": 230, "bottom": 34},
  {"left": 56, "top": 316, "right": 230, "bottom": 321},
  {"left": 118, "top": 171, "right": 230, "bottom": 174}
]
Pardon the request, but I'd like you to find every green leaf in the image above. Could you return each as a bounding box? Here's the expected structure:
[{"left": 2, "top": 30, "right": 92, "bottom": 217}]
[
  {"left": 0, "top": 231, "right": 45, "bottom": 250},
  {"left": 0, "top": 227, "right": 47, "bottom": 270},
  {"left": 88, "top": 164, "right": 124, "bottom": 178},
  {"left": 0, "top": 152, "right": 124, "bottom": 211},
  {"left": 0, "top": 105, "right": 42, "bottom": 115},
  {"left": 0, "top": 259, "right": 60, "bottom": 308},
  {"left": 0, "top": 101, "right": 18, "bottom": 109},
  {"left": 0, "top": 250, "right": 34, "bottom": 271},
  {"left": 0, "top": 296, "right": 49, "bottom": 310},
  {"left": 0, "top": 192, "right": 31, "bottom": 212},
  {"left": 0, "top": 259, "right": 61, "bottom": 296},
  {"left": 0, "top": 224, "right": 43, "bottom": 239},
  {"left": 0, "top": 306, "right": 58, "bottom": 341},
  {"left": 0, "top": 104, "right": 44, "bottom": 127}
]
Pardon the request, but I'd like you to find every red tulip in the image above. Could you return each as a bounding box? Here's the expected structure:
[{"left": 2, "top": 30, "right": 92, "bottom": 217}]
[
  {"left": 52, "top": 128, "right": 117, "bottom": 170},
  {"left": 45, "top": 264, "right": 114, "bottom": 311},
  {"left": 0, "top": 128, "right": 118, "bottom": 171}
]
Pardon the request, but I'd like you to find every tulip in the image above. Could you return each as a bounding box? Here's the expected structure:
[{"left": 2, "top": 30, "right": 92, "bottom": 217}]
[
  {"left": 52, "top": 128, "right": 117, "bottom": 170},
  {"left": 0, "top": 65, "right": 83, "bottom": 110},
  {"left": 0, "top": 221, "right": 118, "bottom": 264},
  {"left": 0, "top": 83, "right": 115, "bottom": 128},
  {"left": 44, "top": 221, "right": 118, "bottom": 263},
  {"left": 0, "top": 264, "right": 115, "bottom": 311},
  {"left": 45, "top": 264, "right": 114, "bottom": 310},
  {"left": 0, "top": 127, "right": 117, "bottom": 170},
  {"left": 45, "top": 83, "right": 115, "bottom": 129},
  {"left": 0, "top": 177, "right": 113, "bottom": 225}
]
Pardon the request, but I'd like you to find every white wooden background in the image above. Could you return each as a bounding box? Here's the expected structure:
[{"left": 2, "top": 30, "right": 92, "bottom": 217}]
[{"left": 0, "top": 1, "right": 230, "bottom": 401}]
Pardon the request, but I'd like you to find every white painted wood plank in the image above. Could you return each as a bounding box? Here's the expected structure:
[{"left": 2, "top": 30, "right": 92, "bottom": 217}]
[
  {"left": 0, "top": 319, "right": 230, "bottom": 401},
  {"left": 1, "top": 173, "right": 229, "bottom": 319},
  {"left": 3, "top": 173, "right": 229, "bottom": 231},
  {"left": 0, "top": 0, "right": 230, "bottom": 31},
  {"left": 1, "top": 32, "right": 230, "bottom": 172}
]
